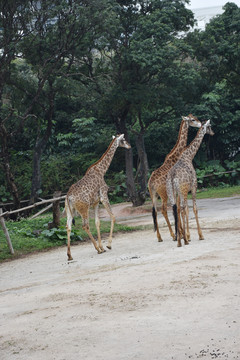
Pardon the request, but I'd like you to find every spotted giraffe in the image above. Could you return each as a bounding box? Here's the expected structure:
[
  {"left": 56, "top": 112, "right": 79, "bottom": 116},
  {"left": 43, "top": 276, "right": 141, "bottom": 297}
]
[
  {"left": 148, "top": 114, "right": 201, "bottom": 242},
  {"left": 166, "top": 120, "right": 214, "bottom": 247},
  {"left": 65, "top": 134, "right": 131, "bottom": 261}
]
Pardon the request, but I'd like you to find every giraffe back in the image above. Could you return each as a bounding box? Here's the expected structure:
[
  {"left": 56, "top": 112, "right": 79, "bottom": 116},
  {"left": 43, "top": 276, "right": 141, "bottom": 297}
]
[{"left": 67, "top": 171, "right": 103, "bottom": 206}]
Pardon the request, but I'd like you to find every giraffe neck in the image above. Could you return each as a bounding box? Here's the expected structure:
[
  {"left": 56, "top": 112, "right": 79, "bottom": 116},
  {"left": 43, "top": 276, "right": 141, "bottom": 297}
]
[
  {"left": 86, "top": 138, "right": 118, "bottom": 176},
  {"left": 181, "top": 126, "right": 205, "bottom": 161},
  {"left": 164, "top": 119, "right": 189, "bottom": 165}
]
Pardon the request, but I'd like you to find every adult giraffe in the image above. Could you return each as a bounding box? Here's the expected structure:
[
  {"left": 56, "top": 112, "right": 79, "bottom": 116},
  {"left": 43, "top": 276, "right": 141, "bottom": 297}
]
[
  {"left": 148, "top": 114, "right": 201, "bottom": 242},
  {"left": 166, "top": 120, "right": 214, "bottom": 247},
  {"left": 65, "top": 134, "right": 131, "bottom": 261}
]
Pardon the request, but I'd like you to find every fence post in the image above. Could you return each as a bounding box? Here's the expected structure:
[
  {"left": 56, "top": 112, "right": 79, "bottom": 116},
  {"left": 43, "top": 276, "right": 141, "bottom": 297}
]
[
  {"left": 0, "top": 208, "right": 14, "bottom": 255},
  {"left": 48, "top": 191, "right": 62, "bottom": 229}
]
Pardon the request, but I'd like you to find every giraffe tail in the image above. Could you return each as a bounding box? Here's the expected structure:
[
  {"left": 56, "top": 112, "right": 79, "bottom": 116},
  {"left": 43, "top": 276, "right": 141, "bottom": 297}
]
[
  {"left": 172, "top": 204, "right": 178, "bottom": 240},
  {"left": 152, "top": 207, "right": 157, "bottom": 232}
]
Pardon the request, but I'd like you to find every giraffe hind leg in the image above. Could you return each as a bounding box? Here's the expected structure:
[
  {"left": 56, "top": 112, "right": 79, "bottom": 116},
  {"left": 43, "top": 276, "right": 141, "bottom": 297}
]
[
  {"left": 161, "top": 199, "right": 175, "bottom": 240},
  {"left": 75, "top": 202, "right": 103, "bottom": 254},
  {"left": 65, "top": 199, "right": 73, "bottom": 261},
  {"left": 151, "top": 191, "right": 163, "bottom": 242}
]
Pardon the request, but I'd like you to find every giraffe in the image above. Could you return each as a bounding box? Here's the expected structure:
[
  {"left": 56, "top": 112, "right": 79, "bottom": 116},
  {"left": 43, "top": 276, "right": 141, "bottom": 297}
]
[
  {"left": 148, "top": 114, "right": 201, "bottom": 242},
  {"left": 166, "top": 120, "right": 214, "bottom": 247},
  {"left": 65, "top": 134, "right": 131, "bottom": 261}
]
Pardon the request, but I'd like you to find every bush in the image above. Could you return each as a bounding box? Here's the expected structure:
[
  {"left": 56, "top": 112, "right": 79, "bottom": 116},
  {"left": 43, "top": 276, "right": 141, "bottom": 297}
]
[{"left": 196, "top": 159, "right": 240, "bottom": 188}]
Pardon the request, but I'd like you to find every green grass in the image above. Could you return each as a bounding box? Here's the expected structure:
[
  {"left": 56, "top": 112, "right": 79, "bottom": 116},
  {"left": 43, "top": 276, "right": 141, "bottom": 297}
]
[
  {"left": 0, "top": 214, "right": 139, "bottom": 262},
  {"left": 195, "top": 185, "right": 240, "bottom": 199}
]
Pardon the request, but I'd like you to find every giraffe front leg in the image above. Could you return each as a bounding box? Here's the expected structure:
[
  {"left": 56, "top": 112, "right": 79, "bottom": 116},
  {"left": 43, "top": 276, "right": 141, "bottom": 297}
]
[
  {"left": 83, "top": 223, "right": 104, "bottom": 254},
  {"left": 94, "top": 203, "right": 105, "bottom": 252},
  {"left": 78, "top": 203, "right": 103, "bottom": 254}
]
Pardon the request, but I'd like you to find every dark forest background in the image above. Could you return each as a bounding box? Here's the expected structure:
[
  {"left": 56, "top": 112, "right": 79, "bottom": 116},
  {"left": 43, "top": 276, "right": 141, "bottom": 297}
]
[{"left": 0, "top": 0, "right": 240, "bottom": 210}]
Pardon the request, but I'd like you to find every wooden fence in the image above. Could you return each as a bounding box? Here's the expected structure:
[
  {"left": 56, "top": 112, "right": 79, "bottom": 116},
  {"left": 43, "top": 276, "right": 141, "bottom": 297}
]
[{"left": 0, "top": 193, "right": 66, "bottom": 255}]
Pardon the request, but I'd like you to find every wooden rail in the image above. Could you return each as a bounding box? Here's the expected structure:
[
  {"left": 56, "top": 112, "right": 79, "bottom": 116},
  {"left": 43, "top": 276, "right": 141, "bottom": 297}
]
[
  {"left": 0, "top": 195, "right": 66, "bottom": 218},
  {"left": 0, "top": 194, "right": 66, "bottom": 256}
]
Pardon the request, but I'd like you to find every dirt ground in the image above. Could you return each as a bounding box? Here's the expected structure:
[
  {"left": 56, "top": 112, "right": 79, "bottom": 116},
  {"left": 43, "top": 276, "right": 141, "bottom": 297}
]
[{"left": 0, "top": 196, "right": 240, "bottom": 360}]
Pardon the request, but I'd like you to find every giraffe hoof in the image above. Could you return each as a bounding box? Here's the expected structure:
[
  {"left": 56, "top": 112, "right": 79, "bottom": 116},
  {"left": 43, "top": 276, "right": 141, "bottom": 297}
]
[
  {"left": 199, "top": 236, "right": 204, "bottom": 240},
  {"left": 106, "top": 245, "right": 112, "bottom": 250},
  {"left": 97, "top": 249, "right": 105, "bottom": 254},
  {"left": 68, "top": 256, "right": 73, "bottom": 261},
  {"left": 184, "top": 241, "right": 189, "bottom": 245},
  {"left": 158, "top": 239, "right": 163, "bottom": 242}
]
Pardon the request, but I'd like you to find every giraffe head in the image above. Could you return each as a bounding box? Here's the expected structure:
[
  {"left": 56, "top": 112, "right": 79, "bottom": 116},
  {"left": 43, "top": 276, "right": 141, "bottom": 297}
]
[
  {"left": 182, "top": 114, "right": 202, "bottom": 128},
  {"left": 113, "top": 134, "right": 131, "bottom": 149},
  {"left": 202, "top": 120, "right": 214, "bottom": 136}
]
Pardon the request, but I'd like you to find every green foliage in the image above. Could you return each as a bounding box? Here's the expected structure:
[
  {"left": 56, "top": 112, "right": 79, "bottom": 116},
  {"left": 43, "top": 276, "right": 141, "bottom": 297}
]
[
  {"left": 40, "top": 226, "right": 82, "bottom": 243},
  {"left": 107, "top": 170, "right": 128, "bottom": 203},
  {"left": 196, "top": 159, "right": 240, "bottom": 187},
  {"left": 0, "top": 185, "right": 13, "bottom": 203},
  {"left": 0, "top": 213, "right": 137, "bottom": 261},
  {"left": 1, "top": 0, "right": 240, "bottom": 207},
  {"left": 190, "top": 80, "right": 240, "bottom": 161},
  {"left": 56, "top": 117, "right": 101, "bottom": 153}
]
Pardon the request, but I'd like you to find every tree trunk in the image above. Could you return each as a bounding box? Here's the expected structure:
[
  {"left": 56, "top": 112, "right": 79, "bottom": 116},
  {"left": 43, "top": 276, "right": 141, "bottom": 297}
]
[
  {"left": 125, "top": 145, "right": 139, "bottom": 205},
  {"left": 29, "top": 137, "right": 43, "bottom": 205},
  {"left": 48, "top": 191, "right": 61, "bottom": 229},
  {"left": 29, "top": 82, "right": 55, "bottom": 205},
  {"left": 115, "top": 113, "right": 146, "bottom": 207},
  {"left": 0, "top": 120, "right": 21, "bottom": 215},
  {"left": 135, "top": 132, "right": 149, "bottom": 204}
]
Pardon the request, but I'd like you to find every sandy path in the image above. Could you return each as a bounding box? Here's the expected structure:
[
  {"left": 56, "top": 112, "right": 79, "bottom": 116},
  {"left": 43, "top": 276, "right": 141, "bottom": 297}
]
[{"left": 0, "top": 197, "right": 240, "bottom": 360}]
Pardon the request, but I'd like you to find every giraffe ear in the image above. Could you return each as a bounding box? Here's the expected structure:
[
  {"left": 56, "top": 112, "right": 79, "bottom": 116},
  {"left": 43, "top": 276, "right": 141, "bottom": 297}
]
[
  {"left": 112, "top": 135, "right": 116, "bottom": 139},
  {"left": 117, "top": 134, "right": 124, "bottom": 141},
  {"left": 182, "top": 116, "right": 188, "bottom": 121}
]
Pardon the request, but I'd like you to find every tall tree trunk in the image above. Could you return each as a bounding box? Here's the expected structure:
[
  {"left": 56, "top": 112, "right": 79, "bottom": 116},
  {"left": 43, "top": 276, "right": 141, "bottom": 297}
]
[
  {"left": 135, "top": 132, "right": 149, "bottom": 204},
  {"left": 29, "top": 82, "right": 55, "bottom": 204},
  {"left": 125, "top": 144, "right": 139, "bottom": 205},
  {"left": 0, "top": 119, "right": 20, "bottom": 215},
  {"left": 115, "top": 113, "right": 145, "bottom": 206},
  {"left": 29, "top": 136, "right": 44, "bottom": 204}
]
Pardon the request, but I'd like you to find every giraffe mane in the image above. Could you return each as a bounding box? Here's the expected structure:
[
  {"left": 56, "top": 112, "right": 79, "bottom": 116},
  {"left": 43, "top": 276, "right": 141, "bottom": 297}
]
[
  {"left": 164, "top": 120, "right": 185, "bottom": 161},
  {"left": 181, "top": 125, "right": 203, "bottom": 153},
  {"left": 85, "top": 137, "right": 117, "bottom": 174}
]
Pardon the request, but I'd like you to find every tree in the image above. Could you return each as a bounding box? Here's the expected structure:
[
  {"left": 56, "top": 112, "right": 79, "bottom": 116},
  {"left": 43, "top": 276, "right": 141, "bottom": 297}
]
[
  {"left": 98, "top": 0, "right": 195, "bottom": 205},
  {"left": 0, "top": 0, "right": 116, "bottom": 207},
  {"left": 186, "top": 2, "right": 240, "bottom": 161},
  {"left": 0, "top": 0, "right": 35, "bottom": 211}
]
